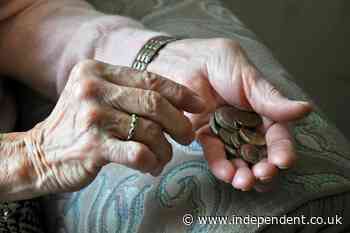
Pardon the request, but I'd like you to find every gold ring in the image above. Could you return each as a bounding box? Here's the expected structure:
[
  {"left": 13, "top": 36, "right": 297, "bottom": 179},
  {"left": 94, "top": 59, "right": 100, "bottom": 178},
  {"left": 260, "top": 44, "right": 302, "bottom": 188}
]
[{"left": 127, "top": 114, "right": 138, "bottom": 140}]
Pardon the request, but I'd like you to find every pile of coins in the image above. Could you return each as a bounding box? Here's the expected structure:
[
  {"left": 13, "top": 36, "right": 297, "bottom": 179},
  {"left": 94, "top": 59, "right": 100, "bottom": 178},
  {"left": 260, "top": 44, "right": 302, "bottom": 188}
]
[{"left": 210, "top": 106, "right": 267, "bottom": 164}]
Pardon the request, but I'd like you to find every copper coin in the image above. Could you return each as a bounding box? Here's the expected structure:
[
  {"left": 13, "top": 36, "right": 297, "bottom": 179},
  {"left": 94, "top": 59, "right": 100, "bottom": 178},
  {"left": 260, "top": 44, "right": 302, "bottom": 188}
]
[
  {"left": 225, "top": 144, "right": 237, "bottom": 160},
  {"left": 239, "top": 128, "right": 266, "bottom": 146},
  {"left": 240, "top": 144, "right": 260, "bottom": 164},
  {"left": 209, "top": 114, "right": 220, "bottom": 135},
  {"left": 218, "top": 128, "right": 233, "bottom": 145},
  {"left": 215, "top": 106, "right": 262, "bottom": 129},
  {"left": 230, "top": 131, "right": 243, "bottom": 149},
  {"left": 214, "top": 107, "right": 239, "bottom": 132}
]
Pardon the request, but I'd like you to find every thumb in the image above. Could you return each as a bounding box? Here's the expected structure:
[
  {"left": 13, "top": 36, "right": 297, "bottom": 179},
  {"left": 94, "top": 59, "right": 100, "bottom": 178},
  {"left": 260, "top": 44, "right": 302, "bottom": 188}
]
[{"left": 242, "top": 67, "right": 313, "bottom": 122}]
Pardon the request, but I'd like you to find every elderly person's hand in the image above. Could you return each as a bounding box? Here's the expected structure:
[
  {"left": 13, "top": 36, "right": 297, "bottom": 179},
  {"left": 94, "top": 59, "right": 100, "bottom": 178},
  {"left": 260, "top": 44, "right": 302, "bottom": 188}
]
[
  {"left": 0, "top": 0, "right": 312, "bottom": 197},
  {"left": 25, "top": 60, "right": 205, "bottom": 196},
  {"left": 146, "top": 38, "right": 313, "bottom": 191}
]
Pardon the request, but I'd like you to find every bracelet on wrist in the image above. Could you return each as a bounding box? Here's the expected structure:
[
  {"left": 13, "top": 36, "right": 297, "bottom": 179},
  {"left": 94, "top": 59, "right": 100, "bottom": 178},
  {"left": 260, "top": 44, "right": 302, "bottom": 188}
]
[{"left": 131, "top": 36, "right": 180, "bottom": 72}]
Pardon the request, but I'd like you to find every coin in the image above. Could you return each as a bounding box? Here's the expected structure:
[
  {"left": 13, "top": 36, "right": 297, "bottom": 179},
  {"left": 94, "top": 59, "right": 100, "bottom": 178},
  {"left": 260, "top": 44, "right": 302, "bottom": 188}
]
[
  {"left": 209, "top": 114, "right": 220, "bottom": 135},
  {"left": 214, "top": 107, "right": 239, "bottom": 132},
  {"left": 212, "top": 105, "right": 266, "bottom": 164},
  {"left": 215, "top": 106, "right": 262, "bottom": 129},
  {"left": 239, "top": 128, "right": 266, "bottom": 146},
  {"left": 235, "top": 110, "right": 262, "bottom": 128},
  {"left": 219, "top": 128, "right": 233, "bottom": 145},
  {"left": 230, "top": 131, "right": 243, "bottom": 149},
  {"left": 240, "top": 144, "right": 260, "bottom": 164},
  {"left": 225, "top": 144, "right": 237, "bottom": 160}
]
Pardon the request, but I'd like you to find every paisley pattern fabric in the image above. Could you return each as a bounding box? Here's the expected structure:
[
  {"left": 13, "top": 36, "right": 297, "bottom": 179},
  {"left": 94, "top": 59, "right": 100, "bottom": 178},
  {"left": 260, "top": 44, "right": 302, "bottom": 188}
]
[{"left": 29, "top": 0, "right": 350, "bottom": 232}]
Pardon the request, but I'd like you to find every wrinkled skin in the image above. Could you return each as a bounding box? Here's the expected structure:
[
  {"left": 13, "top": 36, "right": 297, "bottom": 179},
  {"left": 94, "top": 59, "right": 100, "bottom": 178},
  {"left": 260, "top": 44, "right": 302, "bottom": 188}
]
[
  {"left": 0, "top": 38, "right": 312, "bottom": 198},
  {"left": 148, "top": 38, "right": 313, "bottom": 191},
  {"left": 25, "top": 60, "right": 206, "bottom": 196},
  {"left": 0, "top": 0, "right": 312, "bottom": 197}
]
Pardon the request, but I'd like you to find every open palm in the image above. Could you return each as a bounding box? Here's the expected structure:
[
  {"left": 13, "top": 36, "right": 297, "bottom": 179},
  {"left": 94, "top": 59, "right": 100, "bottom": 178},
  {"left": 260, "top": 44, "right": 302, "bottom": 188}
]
[{"left": 149, "top": 38, "right": 312, "bottom": 191}]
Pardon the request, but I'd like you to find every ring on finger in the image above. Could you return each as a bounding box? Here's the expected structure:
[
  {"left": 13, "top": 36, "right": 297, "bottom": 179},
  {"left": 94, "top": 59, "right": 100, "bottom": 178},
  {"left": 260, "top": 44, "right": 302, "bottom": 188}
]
[{"left": 127, "top": 114, "right": 139, "bottom": 140}]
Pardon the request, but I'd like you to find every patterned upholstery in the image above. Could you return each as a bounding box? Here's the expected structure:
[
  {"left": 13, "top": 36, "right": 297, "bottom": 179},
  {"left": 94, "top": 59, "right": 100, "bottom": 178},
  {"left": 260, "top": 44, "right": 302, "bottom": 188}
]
[{"left": 32, "top": 0, "right": 350, "bottom": 232}]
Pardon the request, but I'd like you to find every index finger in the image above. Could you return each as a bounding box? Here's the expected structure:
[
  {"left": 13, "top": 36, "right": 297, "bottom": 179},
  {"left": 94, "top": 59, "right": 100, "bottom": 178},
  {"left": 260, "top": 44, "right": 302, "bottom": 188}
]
[{"left": 99, "top": 63, "right": 206, "bottom": 113}]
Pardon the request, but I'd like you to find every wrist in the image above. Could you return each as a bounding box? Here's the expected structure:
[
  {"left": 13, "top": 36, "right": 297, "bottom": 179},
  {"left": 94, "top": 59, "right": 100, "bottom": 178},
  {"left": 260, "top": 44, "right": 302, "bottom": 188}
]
[
  {"left": 94, "top": 27, "right": 169, "bottom": 67},
  {"left": 57, "top": 16, "right": 168, "bottom": 94},
  {"left": 0, "top": 131, "right": 38, "bottom": 201}
]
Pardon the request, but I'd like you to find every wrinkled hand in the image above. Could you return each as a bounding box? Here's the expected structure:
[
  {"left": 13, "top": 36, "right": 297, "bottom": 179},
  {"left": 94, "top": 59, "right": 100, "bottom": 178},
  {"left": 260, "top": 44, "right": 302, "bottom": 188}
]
[
  {"left": 27, "top": 60, "right": 205, "bottom": 195},
  {"left": 148, "top": 38, "right": 313, "bottom": 191}
]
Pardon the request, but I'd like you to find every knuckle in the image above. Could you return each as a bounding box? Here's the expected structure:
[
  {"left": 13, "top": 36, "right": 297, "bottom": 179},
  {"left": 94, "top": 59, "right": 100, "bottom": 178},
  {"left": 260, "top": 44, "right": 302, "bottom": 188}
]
[
  {"left": 268, "top": 85, "right": 281, "bottom": 97},
  {"left": 145, "top": 121, "right": 162, "bottom": 138},
  {"left": 144, "top": 91, "right": 163, "bottom": 116},
  {"left": 71, "top": 60, "right": 99, "bottom": 77},
  {"left": 142, "top": 71, "right": 163, "bottom": 90},
  {"left": 111, "top": 65, "right": 131, "bottom": 78},
  {"left": 84, "top": 105, "right": 103, "bottom": 126},
  {"left": 75, "top": 78, "right": 100, "bottom": 100},
  {"left": 172, "top": 83, "right": 186, "bottom": 100}
]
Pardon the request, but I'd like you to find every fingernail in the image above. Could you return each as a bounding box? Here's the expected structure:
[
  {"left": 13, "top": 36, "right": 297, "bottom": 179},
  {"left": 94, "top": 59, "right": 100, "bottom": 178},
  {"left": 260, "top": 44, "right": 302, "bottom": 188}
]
[
  {"left": 296, "top": 101, "right": 312, "bottom": 108},
  {"left": 259, "top": 177, "right": 273, "bottom": 183}
]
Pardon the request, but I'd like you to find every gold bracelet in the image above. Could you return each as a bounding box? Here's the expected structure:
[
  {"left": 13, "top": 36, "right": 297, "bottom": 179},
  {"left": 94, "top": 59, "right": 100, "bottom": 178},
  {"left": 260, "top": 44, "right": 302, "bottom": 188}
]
[{"left": 131, "top": 36, "right": 180, "bottom": 72}]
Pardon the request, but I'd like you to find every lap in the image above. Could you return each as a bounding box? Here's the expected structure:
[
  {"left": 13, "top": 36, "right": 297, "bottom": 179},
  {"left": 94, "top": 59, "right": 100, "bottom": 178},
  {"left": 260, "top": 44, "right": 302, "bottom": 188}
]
[{"left": 40, "top": 135, "right": 350, "bottom": 233}]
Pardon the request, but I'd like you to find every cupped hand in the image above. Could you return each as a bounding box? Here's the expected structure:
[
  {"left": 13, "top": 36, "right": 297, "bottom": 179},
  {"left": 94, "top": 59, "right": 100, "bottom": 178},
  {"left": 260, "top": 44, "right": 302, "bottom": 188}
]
[
  {"left": 148, "top": 38, "right": 313, "bottom": 191},
  {"left": 27, "top": 60, "right": 205, "bottom": 195}
]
